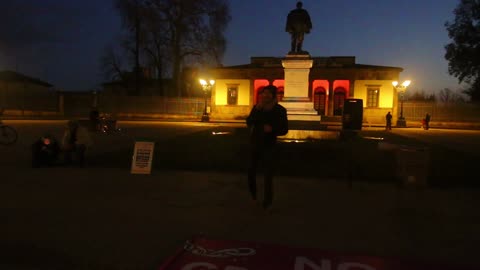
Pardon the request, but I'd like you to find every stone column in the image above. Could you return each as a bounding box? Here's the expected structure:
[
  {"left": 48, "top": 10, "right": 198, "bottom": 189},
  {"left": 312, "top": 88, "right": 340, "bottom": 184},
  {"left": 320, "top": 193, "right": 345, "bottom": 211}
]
[
  {"left": 279, "top": 54, "right": 319, "bottom": 121},
  {"left": 282, "top": 55, "right": 312, "bottom": 100},
  {"left": 349, "top": 79, "right": 355, "bottom": 97},
  {"left": 328, "top": 80, "right": 334, "bottom": 116}
]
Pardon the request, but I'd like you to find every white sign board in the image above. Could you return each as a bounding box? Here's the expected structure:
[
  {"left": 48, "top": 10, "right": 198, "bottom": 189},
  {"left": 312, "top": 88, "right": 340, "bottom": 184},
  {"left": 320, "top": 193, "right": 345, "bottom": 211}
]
[{"left": 131, "top": 141, "right": 155, "bottom": 174}]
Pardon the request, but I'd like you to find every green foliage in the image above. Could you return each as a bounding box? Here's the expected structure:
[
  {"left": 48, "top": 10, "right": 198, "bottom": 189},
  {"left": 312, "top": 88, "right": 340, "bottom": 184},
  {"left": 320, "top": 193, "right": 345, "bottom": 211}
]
[{"left": 444, "top": 0, "right": 480, "bottom": 101}]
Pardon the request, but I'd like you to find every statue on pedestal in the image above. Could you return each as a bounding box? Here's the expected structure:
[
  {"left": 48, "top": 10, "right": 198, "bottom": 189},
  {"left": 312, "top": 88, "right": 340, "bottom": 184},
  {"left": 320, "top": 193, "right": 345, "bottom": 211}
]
[{"left": 285, "top": 1, "right": 312, "bottom": 55}]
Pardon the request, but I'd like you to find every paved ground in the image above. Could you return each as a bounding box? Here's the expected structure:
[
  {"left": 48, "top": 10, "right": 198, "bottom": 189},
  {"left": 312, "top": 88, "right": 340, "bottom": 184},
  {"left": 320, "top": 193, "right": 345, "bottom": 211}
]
[
  {"left": 1, "top": 120, "right": 480, "bottom": 270},
  {"left": 2, "top": 167, "right": 479, "bottom": 270}
]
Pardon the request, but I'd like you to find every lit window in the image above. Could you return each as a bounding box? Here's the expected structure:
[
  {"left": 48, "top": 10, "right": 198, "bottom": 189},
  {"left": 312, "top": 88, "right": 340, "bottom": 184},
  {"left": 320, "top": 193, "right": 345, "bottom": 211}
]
[
  {"left": 227, "top": 85, "right": 238, "bottom": 105},
  {"left": 367, "top": 88, "right": 379, "bottom": 107}
]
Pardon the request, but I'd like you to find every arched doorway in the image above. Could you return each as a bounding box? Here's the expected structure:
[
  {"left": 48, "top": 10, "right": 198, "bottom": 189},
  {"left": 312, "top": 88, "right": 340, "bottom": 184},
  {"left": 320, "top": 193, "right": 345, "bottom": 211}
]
[
  {"left": 313, "top": 87, "right": 326, "bottom": 115},
  {"left": 333, "top": 87, "right": 346, "bottom": 116}
]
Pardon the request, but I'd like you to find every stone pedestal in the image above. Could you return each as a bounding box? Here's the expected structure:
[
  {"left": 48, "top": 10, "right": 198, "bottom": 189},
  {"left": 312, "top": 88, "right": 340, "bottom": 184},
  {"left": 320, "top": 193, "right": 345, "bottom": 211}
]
[{"left": 279, "top": 55, "right": 319, "bottom": 121}]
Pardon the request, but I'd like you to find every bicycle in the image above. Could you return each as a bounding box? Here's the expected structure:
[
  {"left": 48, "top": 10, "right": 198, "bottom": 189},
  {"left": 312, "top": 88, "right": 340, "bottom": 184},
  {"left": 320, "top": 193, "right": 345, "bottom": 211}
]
[{"left": 0, "top": 122, "right": 18, "bottom": 145}]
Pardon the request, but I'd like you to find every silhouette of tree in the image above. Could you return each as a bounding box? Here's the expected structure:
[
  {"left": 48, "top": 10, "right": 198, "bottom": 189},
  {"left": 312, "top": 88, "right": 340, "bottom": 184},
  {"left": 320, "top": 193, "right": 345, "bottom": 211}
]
[
  {"left": 445, "top": 0, "right": 480, "bottom": 101},
  {"left": 110, "top": 0, "right": 231, "bottom": 96}
]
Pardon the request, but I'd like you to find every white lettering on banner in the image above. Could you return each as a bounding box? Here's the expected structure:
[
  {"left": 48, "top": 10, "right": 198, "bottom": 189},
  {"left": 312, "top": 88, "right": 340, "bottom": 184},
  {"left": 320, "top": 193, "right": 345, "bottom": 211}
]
[
  {"left": 295, "top": 257, "right": 332, "bottom": 270},
  {"left": 182, "top": 262, "right": 216, "bottom": 270},
  {"left": 339, "top": 263, "right": 376, "bottom": 270},
  {"left": 181, "top": 263, "right": 248, "bottom": 270},
  {"left": 295, "top": 257, "right": 377, "bottom": 270}
]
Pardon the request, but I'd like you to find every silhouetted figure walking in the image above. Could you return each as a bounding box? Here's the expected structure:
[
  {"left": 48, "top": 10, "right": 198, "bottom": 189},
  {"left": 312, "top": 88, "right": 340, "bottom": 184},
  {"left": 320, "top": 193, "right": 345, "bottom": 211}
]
[
  {"left": 385, "top": 111, "right": 392, "bottom": 130},
  {"left": 424, "top": 113, "right": 431, "bottom": 130}
]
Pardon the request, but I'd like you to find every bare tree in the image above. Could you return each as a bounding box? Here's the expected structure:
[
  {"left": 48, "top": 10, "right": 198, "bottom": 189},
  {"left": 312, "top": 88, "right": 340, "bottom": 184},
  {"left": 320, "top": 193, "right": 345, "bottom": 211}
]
[
  {"left": 113, "top": 0, "right": 231, "bottom": 96},
  {"left": 406, "top": 89, "right": 435, "bottom": 101},
  {"left": 439, "top": 88, "right": 454, "bottom": 103},
  {"left": 99, "top": 44, "right": 127, "bottom": 82}
]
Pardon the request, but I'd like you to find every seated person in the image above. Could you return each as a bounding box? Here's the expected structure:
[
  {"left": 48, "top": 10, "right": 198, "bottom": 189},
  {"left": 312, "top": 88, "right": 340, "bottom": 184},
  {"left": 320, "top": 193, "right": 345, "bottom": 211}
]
[
  {"left": 62, "top": 120, "right": 93, "bottom": 167},
  {"left": 32, "top": 134, "right": 60, "bottom": 167}
]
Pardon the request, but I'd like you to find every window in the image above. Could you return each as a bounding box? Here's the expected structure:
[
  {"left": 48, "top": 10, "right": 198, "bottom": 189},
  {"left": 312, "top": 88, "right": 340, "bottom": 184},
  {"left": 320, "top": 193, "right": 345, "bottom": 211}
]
[
  {"left": 227, "top": 85, "right": 238, "bottom": 105},
  {"left": 367, "top": 88, "right": 379, "bottom": 107}
]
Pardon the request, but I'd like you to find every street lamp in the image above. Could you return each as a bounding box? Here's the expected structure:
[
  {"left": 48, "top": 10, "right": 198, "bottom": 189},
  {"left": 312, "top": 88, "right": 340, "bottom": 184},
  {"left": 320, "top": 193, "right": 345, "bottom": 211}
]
[
  {"left": 199, "top": 78, "right": 215, "bottom": 122},
  {"left": 392, "top": 80, "right": 411, "bottom": 128}
]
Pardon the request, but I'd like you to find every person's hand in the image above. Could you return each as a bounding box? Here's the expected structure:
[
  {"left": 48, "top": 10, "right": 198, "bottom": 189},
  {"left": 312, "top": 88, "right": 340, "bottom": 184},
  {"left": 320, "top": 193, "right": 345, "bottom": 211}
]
[{"left": 264, "top": 124, "right": 272, "bottom": 133}]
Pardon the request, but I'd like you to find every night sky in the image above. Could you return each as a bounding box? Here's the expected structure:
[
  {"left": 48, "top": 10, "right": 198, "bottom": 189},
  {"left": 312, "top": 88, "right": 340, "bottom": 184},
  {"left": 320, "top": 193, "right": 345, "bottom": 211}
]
[{"left": 0, "top": 0, "right": 463, "bottom": 94}]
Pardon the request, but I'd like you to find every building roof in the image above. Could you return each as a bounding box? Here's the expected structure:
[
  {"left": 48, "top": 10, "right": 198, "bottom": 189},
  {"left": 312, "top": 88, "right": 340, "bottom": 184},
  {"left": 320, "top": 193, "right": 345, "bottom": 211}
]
[
  {"left": 0, "top": 70, "right": 53, "bottom": 87},
  {"left": 214, "top": 56, "right": 403, "bottom": 71}
]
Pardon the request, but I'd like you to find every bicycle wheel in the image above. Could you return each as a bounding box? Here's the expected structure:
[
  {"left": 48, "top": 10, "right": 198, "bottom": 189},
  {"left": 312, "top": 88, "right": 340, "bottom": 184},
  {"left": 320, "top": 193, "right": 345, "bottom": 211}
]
[{"left": 0, "top": 125, "right": 18, "bottom": 145}]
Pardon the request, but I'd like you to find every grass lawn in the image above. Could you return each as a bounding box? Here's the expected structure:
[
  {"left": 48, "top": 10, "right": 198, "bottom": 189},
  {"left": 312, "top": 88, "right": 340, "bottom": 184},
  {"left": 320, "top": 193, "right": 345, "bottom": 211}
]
[{"left": 90, "top": 127, "right": 479, "bottom": 189}]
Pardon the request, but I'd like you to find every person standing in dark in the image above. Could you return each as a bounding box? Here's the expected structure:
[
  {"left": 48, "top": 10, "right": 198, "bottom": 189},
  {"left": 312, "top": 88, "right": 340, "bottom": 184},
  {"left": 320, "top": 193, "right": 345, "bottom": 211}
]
[
  {"left": 89, "top": 107, "right": 100, "bottom": 132},
  {"left": 246, "top": 85, "right": 288, "bottom": 209},
  {"left": 286, "top": 1, "right": 312, "bottom": 54},
  {"left": 385, "top": 111, "right": 392, "bottom": 130},
  {"left": 424, "top": 113, "right": 431, "bottom": 130}
]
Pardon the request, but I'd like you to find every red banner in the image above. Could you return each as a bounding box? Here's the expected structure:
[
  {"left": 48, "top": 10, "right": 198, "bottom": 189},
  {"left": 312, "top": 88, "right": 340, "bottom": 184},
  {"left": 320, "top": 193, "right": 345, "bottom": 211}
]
[{"left": 158, "top": 236, "right": 475, "bottom": 270}]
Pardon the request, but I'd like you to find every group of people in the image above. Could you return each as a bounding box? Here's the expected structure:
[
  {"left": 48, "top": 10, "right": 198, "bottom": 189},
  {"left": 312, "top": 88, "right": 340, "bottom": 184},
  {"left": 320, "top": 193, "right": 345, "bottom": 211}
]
[
  {"left": 385, "top": 112, "right": 431, "bottom": 130},
  {"left": 32, "top": 119, "right": 93, "bottom": 168}
]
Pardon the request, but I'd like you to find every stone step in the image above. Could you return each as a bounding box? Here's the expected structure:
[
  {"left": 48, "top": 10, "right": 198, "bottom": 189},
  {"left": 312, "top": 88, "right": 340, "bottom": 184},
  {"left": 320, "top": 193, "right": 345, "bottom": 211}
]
[
  {"left": 288, "top": 114, "right": 320, "bottom": 121},
  {"left": 279, "top": 101, "right": 315, "bottom": 110},
  {"left": 320, "top": 115, "right": 342, "bottom": 122},
  {"left": 287, "top": 109, "right": 318, "bottom": 115}
]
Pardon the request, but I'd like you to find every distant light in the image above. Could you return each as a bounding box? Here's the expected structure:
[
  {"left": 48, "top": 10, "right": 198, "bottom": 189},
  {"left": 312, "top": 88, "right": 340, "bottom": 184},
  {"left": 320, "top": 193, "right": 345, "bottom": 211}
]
[
  {"left": 211, "top": 131, "right": 231, "bottom": 135},
  {"left": 392, "top": 81, "right": 399, "bottom": 87},
  {"left": 362, "top": 136, "right": 384, "bottom": 141},
  {"left": 402, "top": 80, "right": 411, "bottom": 87}
]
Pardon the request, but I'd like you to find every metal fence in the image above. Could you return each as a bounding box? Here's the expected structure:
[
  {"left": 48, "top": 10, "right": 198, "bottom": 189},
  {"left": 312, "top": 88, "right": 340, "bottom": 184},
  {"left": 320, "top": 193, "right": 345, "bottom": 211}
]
[
  {"left": 98, "top": 95, "right": 205, "bottom": 116},
  {"left": 403, "top": 102, "right": 480, "bottom": 122},
  {"left": 1, "top": 93, "right": 58, "bottom": 111},
  {"left": 3, "top": 92, "right": 479, "bottom": 122}
]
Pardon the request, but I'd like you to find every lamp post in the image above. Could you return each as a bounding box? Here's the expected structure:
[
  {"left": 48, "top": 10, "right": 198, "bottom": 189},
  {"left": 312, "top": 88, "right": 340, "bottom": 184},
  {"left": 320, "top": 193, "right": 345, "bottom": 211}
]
[
  {"left": 199, "top": 79, "right": 215, "bottom": 122},
  {"left": 392, "top": 80, "right": 411, "bottom": 128}
]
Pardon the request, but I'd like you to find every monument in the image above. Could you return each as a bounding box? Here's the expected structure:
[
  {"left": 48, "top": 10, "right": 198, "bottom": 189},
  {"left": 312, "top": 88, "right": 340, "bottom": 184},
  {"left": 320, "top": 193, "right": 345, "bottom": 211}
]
[
  {"left": 280, "top": 1, "right": 318, "bottom": 121},
  {"left": 285, "top": 1, "right": 312, "bottom": 55}
]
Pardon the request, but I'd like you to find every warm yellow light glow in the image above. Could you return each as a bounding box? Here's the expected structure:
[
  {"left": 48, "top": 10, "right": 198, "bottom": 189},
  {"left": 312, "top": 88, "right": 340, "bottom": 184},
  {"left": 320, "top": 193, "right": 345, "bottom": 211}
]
[
  {"left": 392, "top": 80, "right": 411, "bottom": 90},
  {"left": 199, "top": 79, "right": 215, "bottom": 86}
]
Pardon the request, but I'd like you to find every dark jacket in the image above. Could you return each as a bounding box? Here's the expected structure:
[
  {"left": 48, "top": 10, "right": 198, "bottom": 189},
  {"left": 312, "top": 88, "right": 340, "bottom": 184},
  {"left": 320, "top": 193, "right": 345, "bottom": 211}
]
[
  {"left": 32, "top": 136, "right": 60, "bottom": 167},
  {"left": 246, "top": 104, "right": 288, "bottom": 146}
]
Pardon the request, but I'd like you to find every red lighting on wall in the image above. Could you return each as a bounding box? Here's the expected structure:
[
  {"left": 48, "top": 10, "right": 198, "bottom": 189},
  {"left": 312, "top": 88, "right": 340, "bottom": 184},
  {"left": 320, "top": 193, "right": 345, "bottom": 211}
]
[
  {"left": 333, "top": 80, "right": 350, "bottom": 96},
  {"left": 254, "top": 79, "right": 269, "bottom": 104},
  {"left": 312, "top": 80, "right": 329, "bottom": 94}
]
